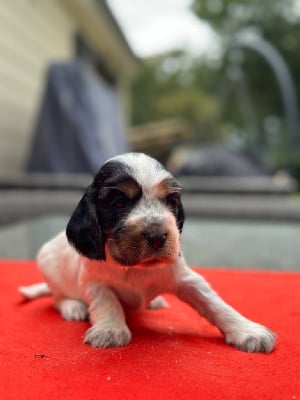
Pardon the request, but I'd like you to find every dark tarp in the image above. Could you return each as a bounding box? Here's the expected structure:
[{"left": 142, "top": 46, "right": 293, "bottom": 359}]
[
  {"left": 175, "top": 144, "right": 273, "bottom": 177},
  {"left": 27, "top": 60, "right": 128, "bottom": 174}
]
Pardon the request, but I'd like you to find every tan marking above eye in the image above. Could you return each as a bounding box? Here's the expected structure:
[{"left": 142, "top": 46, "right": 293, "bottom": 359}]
[
  {"left": 151, "top": 177, "right": 182, "bottom": 198},
  {"left": 115, "top": 180, "right": 141, "bottom": 199},
  {"left": 100, "top": 178, "right": 141, "bottom": 201}
]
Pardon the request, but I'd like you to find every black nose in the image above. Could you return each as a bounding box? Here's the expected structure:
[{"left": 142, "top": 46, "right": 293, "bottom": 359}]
[{"left": 143, "top": 231, "right": 167, "bottom": 250}]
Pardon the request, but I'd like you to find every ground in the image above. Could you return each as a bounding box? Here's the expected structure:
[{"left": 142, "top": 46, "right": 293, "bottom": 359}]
[{"left": 0, "top": 215, "right": 299, "bottom": 270}]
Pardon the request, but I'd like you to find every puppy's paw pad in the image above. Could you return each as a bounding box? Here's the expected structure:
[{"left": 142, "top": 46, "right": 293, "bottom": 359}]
[
  {"left": 226, "top": 323, "right": 276, "bottom": 353},
  {"left": 84, "top": 324, "right": 132, "bottom": 348},
  {"left": 56, "top": 299, "right": 88, "bottom": 321},
  {"left": 148, "top": 296, "right": 169, "bottom": 310}
]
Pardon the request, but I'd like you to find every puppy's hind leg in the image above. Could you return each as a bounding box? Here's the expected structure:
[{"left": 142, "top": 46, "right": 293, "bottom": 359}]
[
  {"left": 54, "top": 299, "right": 88, "bottom": 321},
  {"left": 19, "top": 282, "right": 51, "bottom": 300}
]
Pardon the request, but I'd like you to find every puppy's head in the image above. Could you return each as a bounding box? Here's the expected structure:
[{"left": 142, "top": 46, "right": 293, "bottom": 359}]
[{"left": 66, "top": 153, "right": 184, "bottom": 266}]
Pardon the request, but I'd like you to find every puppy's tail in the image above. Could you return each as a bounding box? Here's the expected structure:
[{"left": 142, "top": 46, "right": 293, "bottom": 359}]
[{"left": 19, "top": 282, "right": 51, "bottom": 300}]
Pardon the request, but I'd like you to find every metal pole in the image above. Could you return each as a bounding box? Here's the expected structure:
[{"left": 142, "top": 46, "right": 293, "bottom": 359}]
[{"left": 230, "top": 31, "right": 299, "bottom": 172}]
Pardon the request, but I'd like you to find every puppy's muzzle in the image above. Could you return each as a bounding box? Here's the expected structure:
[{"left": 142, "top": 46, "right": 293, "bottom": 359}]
[{"left": 142, "top": 231, "right": 167, "bottom": 250}]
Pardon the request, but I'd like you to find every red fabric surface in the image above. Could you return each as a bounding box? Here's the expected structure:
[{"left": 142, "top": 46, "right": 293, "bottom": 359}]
[{"left": 0, "top": 259, "right": 300, "bottom": 400}]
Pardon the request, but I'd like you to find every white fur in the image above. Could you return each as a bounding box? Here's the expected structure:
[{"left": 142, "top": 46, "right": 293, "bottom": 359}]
[
  {"left": 108, "top": 152, "right": 171, "bottom": 193},
  {"left": 19, "top": 282, "right": 50, "bottom": 299},
  {"left": 19, "top": 153, "right": 276, "bottom": 352}
]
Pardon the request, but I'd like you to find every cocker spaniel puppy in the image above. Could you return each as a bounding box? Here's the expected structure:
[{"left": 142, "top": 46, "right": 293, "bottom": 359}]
[{"left": 20, "top": 153, "right": 276, "bottom": 352}]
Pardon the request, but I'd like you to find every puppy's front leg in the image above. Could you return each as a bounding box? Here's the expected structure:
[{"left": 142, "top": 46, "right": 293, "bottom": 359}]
[
  {"left": 84, "top": 284, "right": 131, "bottom": 348},
  {"left": 177, "top": 263, "right": 276, "bottom": 353}
]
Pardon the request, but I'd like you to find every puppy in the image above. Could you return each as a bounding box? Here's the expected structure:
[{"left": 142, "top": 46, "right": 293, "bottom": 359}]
[{"left": 19, "top": 152, "right": 276, "bottom": 352}]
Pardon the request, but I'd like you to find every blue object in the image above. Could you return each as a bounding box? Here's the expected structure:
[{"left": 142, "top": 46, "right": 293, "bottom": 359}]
[{"left": 27, "top": 60, "right": 128, "bottom": 174}]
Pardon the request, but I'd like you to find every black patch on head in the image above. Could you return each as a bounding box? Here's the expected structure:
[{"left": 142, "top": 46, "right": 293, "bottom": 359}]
[
  {"left": 92, "top": 161, "right": 133, "bottom": 190},
  {"left": 166, "top": 192, "right": 185, "bottom": 233},
  {"left": 66, "top": 160, "right": 141, "bottom": 260},
  {"left": 161, "top": 177, "right": 185, "bottom": 234},
  {"left": 176, "top": 199, "right": 185, "bottom": 233},
  {"left": 93, "top": 161, "right": 142, "bottom": 232}
]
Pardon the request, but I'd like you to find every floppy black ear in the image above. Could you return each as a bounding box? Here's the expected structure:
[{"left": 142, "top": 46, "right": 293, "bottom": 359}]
[
  {"left": 177, "top": 200, "right": 185, "bottom": 233},
  {"left": 66, "top": 191, "right": 105, "bottom": 260}
]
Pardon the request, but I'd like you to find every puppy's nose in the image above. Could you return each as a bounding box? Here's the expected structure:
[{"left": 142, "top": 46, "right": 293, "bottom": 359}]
[{"left": 143, "top": 231, "right": 167, "bottom": 250}]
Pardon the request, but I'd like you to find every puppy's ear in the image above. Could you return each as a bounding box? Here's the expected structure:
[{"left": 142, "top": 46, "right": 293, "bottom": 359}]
[
  {"left": 66, "top": 190, "right": 105, "bottom": 260},
  {"left": 177, "top": 199, "right": 185, "bottom": 233}
]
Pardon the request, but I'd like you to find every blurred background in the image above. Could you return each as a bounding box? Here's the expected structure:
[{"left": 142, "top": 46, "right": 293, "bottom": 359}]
[{"left": 0, "top": 0, "right": 300, "bottom": 270}]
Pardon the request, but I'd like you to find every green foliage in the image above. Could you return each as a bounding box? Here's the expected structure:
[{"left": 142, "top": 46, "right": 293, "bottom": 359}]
[
  {"left": 191, "top": 0, "right": 300, "bottom": 176},
  {"left": 131, "top": 51, "right": 222, "bottom": 140},
  {"left": 131, "top": 0, "right": 300, "bottom": 177},
  {"left": 192, "top": 0, "right": 296, "bottom": 32}
]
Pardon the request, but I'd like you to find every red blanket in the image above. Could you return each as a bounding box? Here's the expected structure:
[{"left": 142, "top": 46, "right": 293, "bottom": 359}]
[{"left": 1, "top": 260, "right": 299, "bottom": 400}]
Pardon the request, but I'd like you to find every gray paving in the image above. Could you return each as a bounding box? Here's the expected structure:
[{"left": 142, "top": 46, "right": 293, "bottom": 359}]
[
  {"left": 2, "top": 190, "right": 300, "bottom": 227},
  {"left": 0, "top": 215, "right": 299, "bottom": 271},
  {"left": 183, "top": 194, "right": 300, "bottom": 221},
  {"left": 181, "top": 218, "right": 300, "bottom": 270}
]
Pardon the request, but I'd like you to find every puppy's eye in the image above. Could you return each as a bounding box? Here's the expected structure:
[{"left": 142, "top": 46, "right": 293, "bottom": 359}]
[
  {"left": 114, "top": 199, "right": 127, "bottom": 208},
  {"left": 111, "top": 194, "right": 129, "bottom": 209},
  {"left": 163, "top": 193, "right": 180, "bottom": 208}
]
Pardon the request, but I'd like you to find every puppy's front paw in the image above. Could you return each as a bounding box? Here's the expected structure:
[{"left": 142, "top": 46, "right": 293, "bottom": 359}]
[
  {"left": 84, "top": 323, "right": 132, "bottom": 348},
  {"left": 225, "top": 322, "right": 276, "bottom": 353}
]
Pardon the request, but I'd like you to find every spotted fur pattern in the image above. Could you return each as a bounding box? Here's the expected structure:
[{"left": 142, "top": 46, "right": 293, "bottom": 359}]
[{"left": 19, "top": 153, "right": 276, "bottom": 352}]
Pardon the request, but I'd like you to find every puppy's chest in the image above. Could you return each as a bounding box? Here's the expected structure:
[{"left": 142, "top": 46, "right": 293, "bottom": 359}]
[
  {"left": 103, "top": 272, "right": 168, "bottom": 310},
  {"left": 112, "top": 285, "right": 148, "bottom": 310},
  {"left": 82, "top": 262, "right": 175, "bottom": 310}
]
